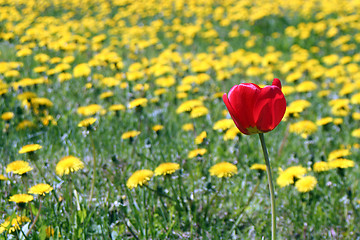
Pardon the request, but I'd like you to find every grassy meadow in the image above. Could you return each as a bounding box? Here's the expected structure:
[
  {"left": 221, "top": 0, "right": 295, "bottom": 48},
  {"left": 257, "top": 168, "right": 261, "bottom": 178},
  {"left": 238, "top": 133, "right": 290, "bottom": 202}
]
[{"left": 0, "top": 0, "right": 360, "bottom": 239}]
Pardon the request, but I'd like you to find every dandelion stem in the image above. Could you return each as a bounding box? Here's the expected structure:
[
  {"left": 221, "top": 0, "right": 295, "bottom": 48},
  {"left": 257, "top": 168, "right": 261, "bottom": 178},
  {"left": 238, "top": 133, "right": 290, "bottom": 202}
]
[
  {"left": 259, "top": 133, "right": 276, "bottom": 240},
  {"left": 204, "top": 178, "right": 225, "bottom": 220},
  {"left": 122, "top": 215, "right": 139, "bottom": 240},
  {"left": 26, "top": 199, "right": 42, "bottom": 237},
  {"left": 88, "top": 132, "right": 97, "bottom": 207},
  {"left": 167, "top": 176, "right": 183, "bottom": 214},
  {"left": 68, "top": 175, "right": 73, "bottom": 210},
  {"left": 208, "top": 178, "right": 225, "bottom": 211},
  {"left": 34, "top": 161, "right": 47, "bottom": 183},
  {"left": 21, "top": 174, "right": 29, "bottom": 192}
]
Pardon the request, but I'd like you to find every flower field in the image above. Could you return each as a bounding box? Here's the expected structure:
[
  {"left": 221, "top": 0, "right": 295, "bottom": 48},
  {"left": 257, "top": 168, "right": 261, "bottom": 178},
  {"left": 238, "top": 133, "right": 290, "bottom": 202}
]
[{"left": 0, "top": 0, "right": 360, "bottom": 239}]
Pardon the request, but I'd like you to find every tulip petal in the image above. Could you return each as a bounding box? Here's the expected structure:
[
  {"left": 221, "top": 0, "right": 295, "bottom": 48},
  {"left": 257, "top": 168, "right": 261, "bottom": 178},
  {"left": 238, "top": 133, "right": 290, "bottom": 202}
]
[
  {"left": 253, "top": 86, "right": 286, "bottom": 132},
  {"left": 272, "top": 78, "right": 282, "bottom": 89},
  {"left": 227, "top": 83, "right": 260, "bottom": 132},
  {"left": 223, "top": 93, "right": 249, "bottom": 134}
]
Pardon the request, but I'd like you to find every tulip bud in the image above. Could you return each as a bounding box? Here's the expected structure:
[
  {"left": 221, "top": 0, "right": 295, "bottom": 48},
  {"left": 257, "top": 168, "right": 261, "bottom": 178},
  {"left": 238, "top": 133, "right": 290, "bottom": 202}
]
[{"left": 223, "top": 78, "right": 286, "bottom": 135}]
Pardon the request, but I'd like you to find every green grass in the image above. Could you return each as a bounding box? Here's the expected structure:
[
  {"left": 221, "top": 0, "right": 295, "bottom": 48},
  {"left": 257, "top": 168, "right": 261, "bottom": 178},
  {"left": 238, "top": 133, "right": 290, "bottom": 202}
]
[{"left": 0, "top": 0, "right": 360, "bottom": 239}]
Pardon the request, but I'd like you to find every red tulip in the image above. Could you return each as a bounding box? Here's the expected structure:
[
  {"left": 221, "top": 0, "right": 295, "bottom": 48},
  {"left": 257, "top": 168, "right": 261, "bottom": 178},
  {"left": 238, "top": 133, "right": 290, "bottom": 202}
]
[{"left": 223, "top": 78, "right": 286, "bottom": 135}]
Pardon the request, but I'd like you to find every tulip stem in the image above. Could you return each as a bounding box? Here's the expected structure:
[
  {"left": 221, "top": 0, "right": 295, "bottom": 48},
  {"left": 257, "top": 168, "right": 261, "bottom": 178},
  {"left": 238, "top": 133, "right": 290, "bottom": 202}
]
[{"left": 259, "top": 133, "right": 276, "bottom": 240}]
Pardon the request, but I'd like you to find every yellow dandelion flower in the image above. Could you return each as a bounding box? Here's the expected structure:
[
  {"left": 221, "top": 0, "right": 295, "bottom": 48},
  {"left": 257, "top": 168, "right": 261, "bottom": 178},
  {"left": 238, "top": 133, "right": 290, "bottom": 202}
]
[
  {"left": 213, "top": 119, "right": 235, "bottom": 131},
  {"left": 152, "top": 125, "right": 164, "bottom": 132},
  {"left": 0, "top": 88, "right": 8, "bottom": 96},
  {"left": 352, "top": 113, "right": 360, "bottom": 121},
  {"left": 0, "top": 174, "right": 8, "bottom": 181},
  {"left": 41, "top": 115, "right": 57, "bottom": 126},
  {"left": 78, "top": 117, "right": 97, "bottom": 127},
  {"left": 285, "top": 71, "right": 302, "bottom": 83},
  {"left": 322, "top": 54, "right": 338, "bottom": 65},
  {"left": 351, "top": 128, "right": 360, "bottom": 138},
  {"left": 296, "top": 81, "right": 317, "bottom": 92},
  {"left": 17, "top": 92, "right": 37, "bottom": 101},
  {"left": 212, "top": 92, "right": 224, "bottom": 99},
  {"left": 99, "top": 91, "right": 114, "bottom": 99},
  {"left": 339, "top": 83, "right": 356, "bottom": 96},
  {"left": 317, "top": 90, "right": 331, "bottom": 97},
  {"left": 131, "top": 82, "right": 148, "bottom": 93},
  {"left": 282, "top": 86, "right": 295, "bottom": 95},
  {"left": 223, "top": 127, "right": 241, "bottom": 141},
  {"left": 328, "top": 148, "right": 351, "bottom": 161},
  {"left": 250, "top": 163, "right": 267, "bottom": 171},
  {"left": 6, "top": 160, "right": 33, "bottom": 175},
  {"left": 34, "top": 53, "right": 50, "bottom": 63},
  {"left": 284, "top": 100, "right": 311, "bottom": 119},
  {"left": 289, "top": 120, "right": 317, "bottom": 138},
  {"left": 16, "top": 120, "right": 35, "bottom": 130},
  {"left": 45, "top": 226, "right": 55, "bottom": 238},
  {"left": 351, "top": 92, "right": 360, "bottom": 104},
  {"left": 133, "top": 83, "right": 148, "bottom": 92},
  {"left": 45, "top": 226, "right": 61, "bottom": 238},
  {"left": 155, "top": 76, "right": 176, "bottom": 87},
  {"left": 19, "top": 144, "right": 42, "bottom": 154},
  {"left": 177, "top": 84, "right": 192, "bottom": 92},
  {"left": 109, "top": 104, "right": 126, "bottom": 112},
  {"left": 295, "top": 176, "right": 317, "bottom": 193},
  {"left": 77, "top": 104, "right": 104, "bottom": 116},
  {"left": 121, "top": 130, "right": 141, "bottom": 139},
  {"left": 313, "top": 161, "right": 330, "bottom": 172},
  {"left": 101, "top": 77, "right": 121, "bottom": 87},
  {"left": 151, "top": 97, "right": 159, "bottom": 103},
  {"left": 333, "top": 118, "right": 343, "bottom": 125},
  {"left": 330, "top": 99, "right": 350, "bottom": 116},
  {"left": 316, "top": 117, "right": 333, "bottom": 126},
  {"left": 28, "top": 183, "right": 53, "bottom": 196},
  {"left": 16, "top": 47, "right": 32, "bottom": 57},
  {"left": 277, "top": 173, "right": 295, "bottom": 188},
  {"left": 73, "top": 63, "right": 91, "bottom": 77},
  {"left": 154, "top": 88, "right": 168, "bottom": 96},
  {"left": 128, "top": 98, "right": 148, "bottom": 109},
  {"left": 31, "top": 98, "right": 53, "bottom": 108},
  {"left": 4, "top": 70, "right": 20, "bottom": 78},
  {"left": 1, "top": 112, "right": 14, "bottom": 121},
  {"left": 154, "top": 163, "right": 180, "bottom": 176},
  {"left": 176, "top": 92, "right": 188, "bottom": 99},
  {"left": 56, "top": 156, "right": 84, "bottom": 176},
  {"left": 329, "top": 159, "right": 355, "bottom": 169},
  {"left": 63, "top": 55, "right": 75, "bottom": 64},
  {"left": 0, "top": 216, "right": 30, "bottom": 234},
  {"left": 126, "top": 169, "right": 154, "bottom": 189},
  {"left": 9, "top": 194, "right": 34, "bottom": 204},
  {"left": 190, "top": 106, "right": 209, "bottom": 118},
  {"left": 182, "top": 123, "right": 194, "bottom": 132},
  {"left": 195, "top": 131, "right": 207, "bottom": 144},
  {"left": 50, "top": 57, "right": 61, "bottom": 64},
  {"left": 188, "top": 148, "right": 207, "bottom": 159},
  {"left": 277, "top": 166, "right": 307, "bottom": 187},
  {"left": 176, "top": 99, "right": 203, "bottom": 114},
  {"left": 288, "top": 99, "right": 311, "bottom": 111},
  {"left": 209, "top": 162, "right": 237, "bottom": 178},
  {"left": 284, "top": 106, "right": 301, "bottom": 119},
  {"left": 33, "top": 66, "right": 48, "bottom": 73}
]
